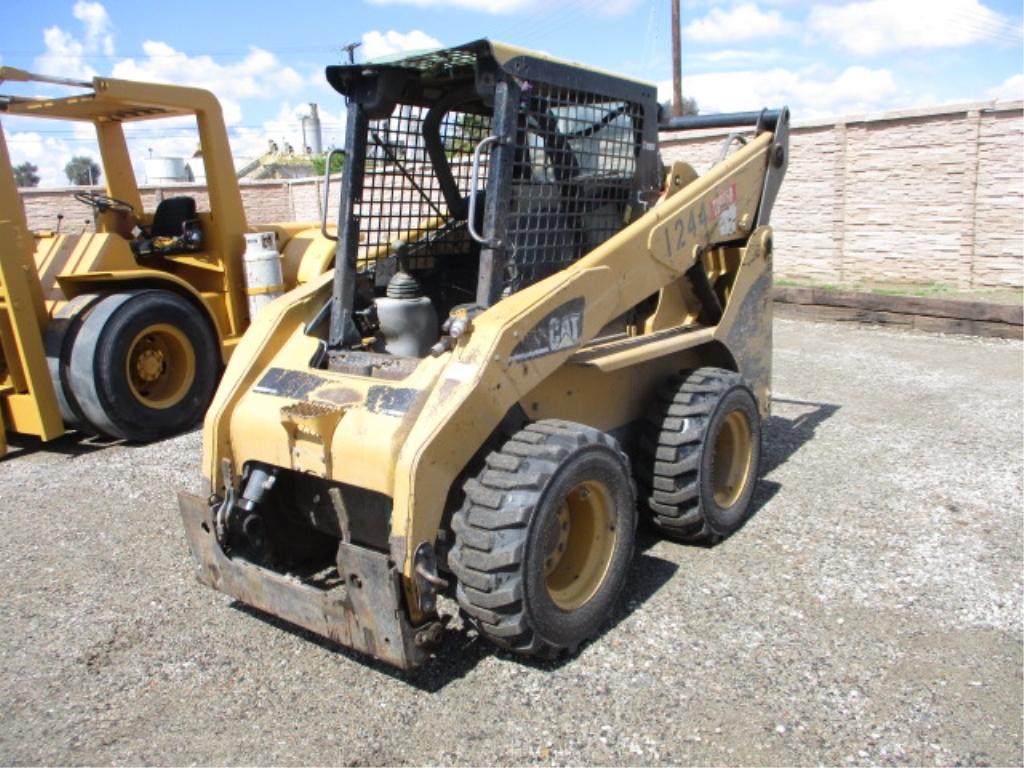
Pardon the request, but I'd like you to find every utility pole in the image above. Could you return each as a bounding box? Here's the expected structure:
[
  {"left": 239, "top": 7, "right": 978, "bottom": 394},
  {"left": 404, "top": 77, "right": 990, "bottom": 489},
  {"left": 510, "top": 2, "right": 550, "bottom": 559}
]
[
  {"left": 671, "top": 0, "right": 683, "bottom": 117},
  {"left": 341, "top": 42, "right": 362, "bottom": 64}
]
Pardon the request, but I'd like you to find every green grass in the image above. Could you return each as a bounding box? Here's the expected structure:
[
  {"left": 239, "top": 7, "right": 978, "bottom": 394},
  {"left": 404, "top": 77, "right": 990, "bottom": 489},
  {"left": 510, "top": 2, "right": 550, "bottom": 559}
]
[{"left": 776, "top": 278, "right": 955, "bottom": 298}]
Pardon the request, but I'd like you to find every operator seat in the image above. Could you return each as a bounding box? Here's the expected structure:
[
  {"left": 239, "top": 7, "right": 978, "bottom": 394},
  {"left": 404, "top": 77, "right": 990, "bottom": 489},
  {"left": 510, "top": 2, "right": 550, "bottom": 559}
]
[{"left": 132, "top": 196, "right": 203, "bottom": 258}]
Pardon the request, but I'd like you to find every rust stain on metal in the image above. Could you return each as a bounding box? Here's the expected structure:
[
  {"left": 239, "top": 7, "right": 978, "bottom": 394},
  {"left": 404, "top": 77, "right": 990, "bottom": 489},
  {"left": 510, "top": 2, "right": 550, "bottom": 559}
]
[
  {"left": 177, "top": 491, "right": 428, "bottom": 669},
  {"left": 365, "top": 386, "right": 419, "bottom": 416},
  {"left": 314, "top": 386, "right": 362, "bottom": 406}
]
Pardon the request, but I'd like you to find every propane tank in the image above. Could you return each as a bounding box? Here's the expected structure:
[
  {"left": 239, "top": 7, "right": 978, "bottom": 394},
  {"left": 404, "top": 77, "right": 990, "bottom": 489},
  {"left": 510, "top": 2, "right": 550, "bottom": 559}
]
[
  {"left": 243, "top": 232, "right": 285, "bottom": 320},
  {"left": 376, "top": 269, "right": 438, "bottom": 358}
]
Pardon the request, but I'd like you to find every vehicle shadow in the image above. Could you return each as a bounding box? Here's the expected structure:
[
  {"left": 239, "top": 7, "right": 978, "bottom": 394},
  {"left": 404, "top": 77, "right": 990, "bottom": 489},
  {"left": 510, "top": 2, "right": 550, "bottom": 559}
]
[
  {"left": 1, "top": 430, "right": 123, "bottom": 460},
  {"left": 230, "top": 548, "right": 678, "bottom": 692},
  {"left": 635, "top": 396, "right": 839, "bottom": 550},
  {"left": 762, "top": 397, "right": 840, "bottom": 476}
]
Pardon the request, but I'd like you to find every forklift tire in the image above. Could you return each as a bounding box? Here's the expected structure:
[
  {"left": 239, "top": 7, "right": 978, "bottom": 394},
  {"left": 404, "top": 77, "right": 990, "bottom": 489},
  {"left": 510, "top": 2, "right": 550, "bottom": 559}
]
[
  {"left": 639, "top": 367, "right": 761, "bottom": 544},
  {"left": 449, "top": 420, "right": 636, "bottom": 659},
  {"left": 44, "top": 293, "right": 102, "bottom": 430},
  {"left": 67, "top": 290, "right": 220, "bottom": 442}
]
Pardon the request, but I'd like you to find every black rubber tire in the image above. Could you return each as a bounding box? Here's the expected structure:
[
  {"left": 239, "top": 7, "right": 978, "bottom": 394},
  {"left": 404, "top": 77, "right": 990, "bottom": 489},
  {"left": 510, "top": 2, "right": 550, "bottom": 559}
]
[
  {"left": 638, "top": 367, "right": 762, "bottom": 544},
  {"left": 449, "top": 419, "right": 637, "bottom": 659},
  {"left": 67, "top": 290, "right": 220, "bottom": 442},
  {"left": 44, "top": 293, "right": 102, "bottom": 430}
]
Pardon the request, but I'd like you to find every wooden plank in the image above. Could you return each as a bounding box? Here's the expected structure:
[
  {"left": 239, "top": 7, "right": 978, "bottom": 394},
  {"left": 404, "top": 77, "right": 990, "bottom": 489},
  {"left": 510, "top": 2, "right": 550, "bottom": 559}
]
[
  {"left": 774, "top": 302, "right": 1023, "bottom": 340},
  {"left": 774, "top": 286, "right": 1022, "bottom": 326}
]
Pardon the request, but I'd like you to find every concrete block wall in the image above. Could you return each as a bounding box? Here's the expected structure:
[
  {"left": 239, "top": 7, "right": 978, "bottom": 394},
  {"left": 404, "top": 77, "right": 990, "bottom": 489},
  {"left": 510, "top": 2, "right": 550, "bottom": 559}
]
[
  {"left": 660, "top": 100, "right": 1024, "bottom": 289},
  {"left": 974, "top": 110, "right": 1024, "bottom": 288},
  {"left": 19, "top": 101, "right": 1023, "bottom": 290}
]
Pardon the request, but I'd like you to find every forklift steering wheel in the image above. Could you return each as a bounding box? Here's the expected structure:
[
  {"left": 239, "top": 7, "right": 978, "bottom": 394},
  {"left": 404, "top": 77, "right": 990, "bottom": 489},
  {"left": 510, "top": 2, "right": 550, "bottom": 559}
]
[{"left": 74, "top": 191, "right": 135, "bottom": 214}]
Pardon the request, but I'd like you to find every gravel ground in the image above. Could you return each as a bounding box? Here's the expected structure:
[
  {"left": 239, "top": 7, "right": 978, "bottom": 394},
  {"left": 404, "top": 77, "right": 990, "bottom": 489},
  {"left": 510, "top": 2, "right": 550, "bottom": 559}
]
[{"left": 0, "top": 318, "right": 1021, "bottom": 766}]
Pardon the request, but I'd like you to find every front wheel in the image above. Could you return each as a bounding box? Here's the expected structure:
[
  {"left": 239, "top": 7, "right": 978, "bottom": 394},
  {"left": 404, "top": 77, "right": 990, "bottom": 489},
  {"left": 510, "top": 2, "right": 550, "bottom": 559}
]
[
  {"left": 67, "top": 290, "right": 220, "bottom": 441},
  {"left": 449, "top": 420, "right": 637, "bottom": 659}
]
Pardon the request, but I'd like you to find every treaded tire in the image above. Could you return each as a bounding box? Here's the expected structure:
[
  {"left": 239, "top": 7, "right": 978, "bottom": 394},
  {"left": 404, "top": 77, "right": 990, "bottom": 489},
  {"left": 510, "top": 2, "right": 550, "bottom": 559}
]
[
  {"left": 639, "top": 367, "right": 762, "bottom": 544},
  {"left": 67, "top": 290, "right": 220, "bottom": 442},
  {"left": 449, "top": 419, "right": 637, "bottom": 659}
]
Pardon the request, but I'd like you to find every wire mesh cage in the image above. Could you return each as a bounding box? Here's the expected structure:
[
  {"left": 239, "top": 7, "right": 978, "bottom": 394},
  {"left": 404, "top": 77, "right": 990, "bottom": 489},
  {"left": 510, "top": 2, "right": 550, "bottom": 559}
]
[
  {"left": 356, "top": 104, "right": 491, "bottom": 284},
  {"left": 502, "top": 83, "right": 644, "bottom": 295}
]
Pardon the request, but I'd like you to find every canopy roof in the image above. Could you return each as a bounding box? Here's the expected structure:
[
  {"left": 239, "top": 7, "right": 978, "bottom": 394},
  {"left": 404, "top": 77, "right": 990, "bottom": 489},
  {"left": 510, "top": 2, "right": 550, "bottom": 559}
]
[
  {"left": 0, "top": 67, "right": 214, "bottom": 122},
  {"left": 325, "top": 39, "right": 657, "bottom": 117}
]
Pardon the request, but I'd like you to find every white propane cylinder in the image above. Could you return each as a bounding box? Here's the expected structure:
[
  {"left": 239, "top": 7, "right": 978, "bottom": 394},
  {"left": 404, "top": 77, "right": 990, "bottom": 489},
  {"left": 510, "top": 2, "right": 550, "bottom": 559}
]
[{"left": 243, "top": 232, "right": 285, "bottom": 320}]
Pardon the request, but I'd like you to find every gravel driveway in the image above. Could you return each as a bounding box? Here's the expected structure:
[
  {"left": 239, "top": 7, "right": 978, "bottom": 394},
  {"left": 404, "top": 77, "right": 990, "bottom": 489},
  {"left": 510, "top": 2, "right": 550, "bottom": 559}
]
[{"left": 1, "top": 318, "right": 1021, "bottom": 766}]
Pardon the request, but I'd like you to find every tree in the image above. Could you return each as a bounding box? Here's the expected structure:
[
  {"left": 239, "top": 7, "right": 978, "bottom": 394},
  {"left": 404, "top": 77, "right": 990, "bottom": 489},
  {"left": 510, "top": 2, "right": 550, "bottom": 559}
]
[
  {"left": 311, "top": 151, "right": 345, "bottom": 176},
  {"left": 449, "top": 113, "right": 489, "bottom": 156},
  {"left": 13, "top": 162, "right": 40, "bottom": 188},
  {"left": 661, "top": 97, "right": 699, "bottom": 118},
  {"left": 64, "top": 156, "right": 101, "bottom": 186}
]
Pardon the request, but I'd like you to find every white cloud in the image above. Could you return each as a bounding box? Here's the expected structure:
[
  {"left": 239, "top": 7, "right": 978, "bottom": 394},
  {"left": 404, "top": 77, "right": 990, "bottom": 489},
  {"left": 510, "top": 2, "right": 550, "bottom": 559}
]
[
  {"left": 808, "top": 0, "right": 1015, "bottom": 56},
  {"left": 987, "top": 73, "right": 1024, "bottom": 101},
  {"left": 658, "top": 65, "right": 903, "bottom": 119},
  {"left": 6, "top": 130, "right": 102, "bottom": 187},
  {"left": 111, "top": 42, "right": 305, "bottom": 120},
  {"left": 683, "top": 3, "right": 795, "bottom": 43},
  {"left": 689, "top": 48, "right": 786, "bottom": 66},
  {"left": 12, "top": 28, "right": 338, "bottom": 188},
  {"left": 12, "top": 2, "right": 351, "bottom": 188},
  {"left": 367, "top": 0, "right": 534, "bottom": 10},
  {"left": 365, "top": 0, "right": 640, "bottom": 15},
  {"left": 73, "top": 1, "right": 114, "bottom": 56},
  {"left": 361, "top": 30, "right": 444, "bottom": 61},
  {"left": 230, "top": 101, "right": 349, "bottom": 162},
  {"left": 34, "top": 1, "right": 115, "bottom": 79},
  {"left": 36, "top": 26, "right": 95, "bottom": 80}
]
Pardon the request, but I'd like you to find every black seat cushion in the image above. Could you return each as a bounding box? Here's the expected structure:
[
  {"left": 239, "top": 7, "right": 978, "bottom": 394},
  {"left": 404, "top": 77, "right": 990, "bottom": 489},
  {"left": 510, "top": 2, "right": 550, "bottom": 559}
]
[
  {"left": 150, "top": 196, "right": 197, "bottom": 238},
  {"left": 132, "top": 196, "right": 202, "bottom": 258}
]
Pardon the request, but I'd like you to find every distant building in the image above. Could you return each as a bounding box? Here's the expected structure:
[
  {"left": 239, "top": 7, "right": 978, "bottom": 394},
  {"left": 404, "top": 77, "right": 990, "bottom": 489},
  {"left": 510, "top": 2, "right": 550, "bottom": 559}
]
[{"left": 236, "top": 140, "right": 320, "bottom": 180}]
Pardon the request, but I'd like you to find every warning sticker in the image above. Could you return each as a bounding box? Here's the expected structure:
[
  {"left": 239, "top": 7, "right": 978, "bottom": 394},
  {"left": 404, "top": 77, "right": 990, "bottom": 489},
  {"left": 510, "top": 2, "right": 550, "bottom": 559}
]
[{"left": 711, "top": 184, "right": 738, "bottom": 237}]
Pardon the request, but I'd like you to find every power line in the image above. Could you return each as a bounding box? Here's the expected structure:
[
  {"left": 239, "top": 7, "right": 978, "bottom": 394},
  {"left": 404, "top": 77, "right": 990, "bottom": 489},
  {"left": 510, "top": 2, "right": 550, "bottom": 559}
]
[
  {"left": 3, "top": 43, "right": 343, "bottom": 62},
  {"left": 3, "top": 122, "right": 348, "bottom": 134}
]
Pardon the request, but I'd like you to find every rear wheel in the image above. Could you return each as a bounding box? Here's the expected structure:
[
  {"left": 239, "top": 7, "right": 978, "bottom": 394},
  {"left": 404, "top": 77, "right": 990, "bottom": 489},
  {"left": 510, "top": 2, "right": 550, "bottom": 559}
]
[
  {"left": 67, "top": 290, "right": 220, "bottom": 441},
  {"left": 639, "top": 367, "right": 762, "bottom": 544},
  {"left": 449, "top": 420, "right": 636, "bottom": 659},
  {"left": 44, "top": 293, "right": 101, "bottom": 430}
]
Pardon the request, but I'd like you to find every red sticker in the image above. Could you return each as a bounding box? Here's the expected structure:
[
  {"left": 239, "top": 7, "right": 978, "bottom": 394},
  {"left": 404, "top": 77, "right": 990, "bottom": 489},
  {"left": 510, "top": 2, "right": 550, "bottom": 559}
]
[{"left": 710, "top": 184, "right": 737, "bottom": 219}]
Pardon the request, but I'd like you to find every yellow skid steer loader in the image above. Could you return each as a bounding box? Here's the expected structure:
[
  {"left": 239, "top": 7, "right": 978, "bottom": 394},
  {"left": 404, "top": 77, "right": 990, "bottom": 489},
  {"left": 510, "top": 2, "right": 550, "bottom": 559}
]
[{"left": 178, "top": 40, "right": 788, "bottom": 669}]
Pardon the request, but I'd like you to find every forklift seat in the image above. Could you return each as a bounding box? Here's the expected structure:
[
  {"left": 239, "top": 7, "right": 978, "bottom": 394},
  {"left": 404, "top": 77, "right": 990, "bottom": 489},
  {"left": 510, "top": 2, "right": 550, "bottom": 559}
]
[{"left": 132, "top": 196, "right": 203, "bottom": 258}]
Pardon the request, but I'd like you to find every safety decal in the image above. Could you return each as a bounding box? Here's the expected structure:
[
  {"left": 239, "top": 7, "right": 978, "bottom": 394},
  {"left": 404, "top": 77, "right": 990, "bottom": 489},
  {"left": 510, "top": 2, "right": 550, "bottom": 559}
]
[
  {"left": 253, "top": 368, "right": 328, "bottom": 399},
  {"left": 711, "top": 184, "right": 738, "bottom": 237},
  {"left": 510, "top": 297, "right": 585, "bottom": 363}
]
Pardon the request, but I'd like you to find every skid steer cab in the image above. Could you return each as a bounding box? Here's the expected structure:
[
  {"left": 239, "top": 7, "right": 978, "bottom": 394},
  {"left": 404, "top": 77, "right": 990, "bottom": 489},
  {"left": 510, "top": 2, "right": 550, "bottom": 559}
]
[
  {"left": 179, "top": 39, "right": 788, "bottom": 669},
  {"left": 0, "top": 68, "right": 336, "bottom": 456}
]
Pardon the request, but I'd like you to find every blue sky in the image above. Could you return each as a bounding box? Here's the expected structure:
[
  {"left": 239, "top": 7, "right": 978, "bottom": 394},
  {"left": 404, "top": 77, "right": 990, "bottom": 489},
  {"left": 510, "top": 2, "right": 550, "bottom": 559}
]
[{"left": 2, "top": 0, "right": 1022, "bottom": 185}]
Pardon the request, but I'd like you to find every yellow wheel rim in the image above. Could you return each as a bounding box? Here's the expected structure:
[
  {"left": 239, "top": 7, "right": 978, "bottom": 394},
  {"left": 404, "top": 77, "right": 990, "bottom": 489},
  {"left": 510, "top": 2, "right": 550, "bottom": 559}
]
[
  {"left": 125, "top": 323, "right": 196, "bottom": 410},
  {"left": 712, "top": 410, "right": 753, "bottom": 508},
  {"left": 544, "top": 480, "right": 617, "bottom": 611}
]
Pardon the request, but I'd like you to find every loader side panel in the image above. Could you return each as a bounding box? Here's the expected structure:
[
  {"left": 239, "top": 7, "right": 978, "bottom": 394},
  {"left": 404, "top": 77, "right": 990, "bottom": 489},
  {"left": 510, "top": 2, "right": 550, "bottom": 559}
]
[{"left": 393, "top": 134, "right": 775, "bottom": 565}]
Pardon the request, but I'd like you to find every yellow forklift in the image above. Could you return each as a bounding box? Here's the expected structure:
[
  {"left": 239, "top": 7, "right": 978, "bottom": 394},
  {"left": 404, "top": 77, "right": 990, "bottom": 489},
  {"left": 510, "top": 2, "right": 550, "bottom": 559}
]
[
  {"left": 177, "top": 40, "right": 788, "bottom": 668},
  {"left": 0, "top": 68, "right": 337, "bottom": 455}
]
